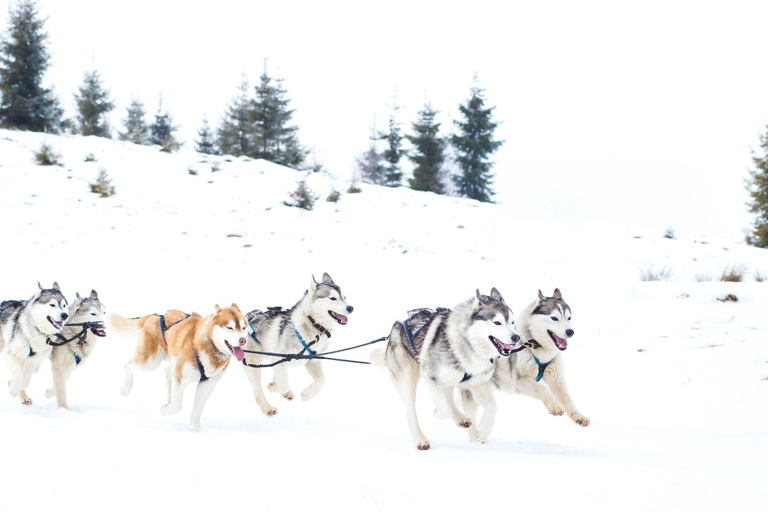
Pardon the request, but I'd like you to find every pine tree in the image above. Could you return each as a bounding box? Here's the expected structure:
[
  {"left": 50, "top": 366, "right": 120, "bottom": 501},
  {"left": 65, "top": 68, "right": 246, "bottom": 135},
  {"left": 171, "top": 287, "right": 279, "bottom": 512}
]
[
  {"left": 120, "top": 96, "right": 148, "bottom": 144},
  {"left": 379, "top": 95, "right": 405, "bottom": 187},
  {"left": 74, "top": 69, "right": 115, "bottom": 137},
  {"left": 217, "top": 76, "right": 252, "bottom": 157},
  {"left": 450, "top": 80, "right": 503, "bottom": 202},
  {"left": 357, "top": 121, "right": 384, "bottom": 185},
  {"left": 0, "top": 0, "right": 62, "bottom": 132},
  {"left": 148, "top": 96, "right": 180, "bottom": 152},
  {"left": 251, "top": 63, "right": 306, "bottom": 167},
  {"left": 195, "top": 114, "right": 217, "bottom": 154},
  {"left": 407, "top": 100, "right": 446, "bottom": 194},
  {"left": 746, "top": 124, "right": 768, "bottom": 248}
]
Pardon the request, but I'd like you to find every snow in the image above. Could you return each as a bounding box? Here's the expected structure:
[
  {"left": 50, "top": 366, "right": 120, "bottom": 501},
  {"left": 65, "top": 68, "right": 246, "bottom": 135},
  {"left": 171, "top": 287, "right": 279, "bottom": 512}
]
[{"left": 1, "top": 130, "right": 767, "bottom": 511}]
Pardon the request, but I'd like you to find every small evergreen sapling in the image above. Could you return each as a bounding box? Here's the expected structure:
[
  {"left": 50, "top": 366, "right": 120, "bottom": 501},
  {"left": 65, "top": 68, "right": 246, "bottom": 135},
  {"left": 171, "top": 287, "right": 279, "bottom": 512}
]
[
  {"left": 34, "top": 141, "right": 60, "bottom": 165},
  {"left": 284, "top": 178, "right": 317, "bottom": 210},
  {"left": 89, "top": 168, "right": 115, "bottom": 197}
]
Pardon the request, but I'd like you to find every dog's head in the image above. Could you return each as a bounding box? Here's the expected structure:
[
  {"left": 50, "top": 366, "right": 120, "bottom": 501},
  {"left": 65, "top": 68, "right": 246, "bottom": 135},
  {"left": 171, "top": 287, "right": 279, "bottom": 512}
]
[
  {"left": 467, "top": 288, "right": 520, "bottom": 358},
  {"left": 309, "top": 272, "right": 353, "bottom": 327},
  {"left": 70, "top": 290, "right": 107, "bottom": 337},
  {"left": 529, "top": 288, "right": 573, "bottom": 351},
  {"left": 210, "top": 304, "right": 248, "bottom": 362},
  {"left": 32, "top": 281, "right": 68, "bottom": 333}
]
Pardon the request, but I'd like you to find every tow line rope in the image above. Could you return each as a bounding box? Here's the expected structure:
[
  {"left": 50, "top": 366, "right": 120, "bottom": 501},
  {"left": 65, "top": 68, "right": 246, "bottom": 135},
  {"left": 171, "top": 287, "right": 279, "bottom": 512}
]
[{"left": 241, "top": 336, "right": 387, "bottom": 368}]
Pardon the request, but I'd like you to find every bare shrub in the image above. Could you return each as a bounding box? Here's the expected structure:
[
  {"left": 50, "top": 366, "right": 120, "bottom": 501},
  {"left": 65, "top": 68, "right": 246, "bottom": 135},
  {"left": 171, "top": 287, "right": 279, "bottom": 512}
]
[
  {"left": 720, "top": 264, "right": 746, "bottom": 282},
  {"left": 754, "top": 269, "right": 767, "bottom": 282},
  {"left": 639, "top": 264, "right": 673, "bottom": 282}
]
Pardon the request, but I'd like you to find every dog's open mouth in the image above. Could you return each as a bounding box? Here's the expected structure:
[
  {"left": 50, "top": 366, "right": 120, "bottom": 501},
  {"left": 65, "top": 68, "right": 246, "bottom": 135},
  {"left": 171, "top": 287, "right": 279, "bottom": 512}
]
[
  {"left": 91, "top": 327, "right": 107, "bottom": 337},
  {"left": 548, "top": 330, "right": 568, "bottom": 351},
  {"left": 225, "top": 341, "right": 245, "bottom": 362},
  {"left": 328, "top": 311, "right": 348, "bottom": 325},
  {"left": 489, "top": 335, "right": 515, "bottom": 357},
  {"left": 47, "top": 316, "right": 64, "bottom": 330}
]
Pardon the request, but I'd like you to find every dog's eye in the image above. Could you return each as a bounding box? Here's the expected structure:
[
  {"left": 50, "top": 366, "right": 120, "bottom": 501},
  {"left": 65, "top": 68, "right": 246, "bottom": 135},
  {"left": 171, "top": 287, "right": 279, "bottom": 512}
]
[
  {"left": 50, "top": 304, "right": 55, "bottom": 308},
  {"left": 90, "top": 312, "right": 96, "bottom": 316},
  {"left": 493, "top": 321, "right": 501, "bottom": 326},
  {"left": 330, "top": 297, "right": 337, "bottom": 301},
  {"left": 550, "top": 316, "right": 558, "bottom": 321},
  {"left": 568, "top": 317, "right": 571, "bottom": 321}
]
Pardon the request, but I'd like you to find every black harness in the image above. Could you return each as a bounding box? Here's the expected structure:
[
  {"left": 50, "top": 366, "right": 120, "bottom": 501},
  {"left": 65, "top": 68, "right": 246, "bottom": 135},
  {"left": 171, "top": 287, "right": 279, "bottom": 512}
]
[{"left": 158, "top": 314, "right": 190, "bottom": 346}]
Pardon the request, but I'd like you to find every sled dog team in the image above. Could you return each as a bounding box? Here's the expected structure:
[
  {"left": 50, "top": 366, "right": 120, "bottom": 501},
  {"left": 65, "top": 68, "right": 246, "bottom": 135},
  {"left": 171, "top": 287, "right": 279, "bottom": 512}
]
[{"left": 0, "top": 274, "right": 590, "bottom": 449}]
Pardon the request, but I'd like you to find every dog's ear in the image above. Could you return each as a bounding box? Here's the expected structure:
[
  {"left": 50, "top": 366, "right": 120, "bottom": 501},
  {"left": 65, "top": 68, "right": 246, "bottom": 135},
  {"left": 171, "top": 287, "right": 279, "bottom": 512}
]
[
  {"left": 310, "top": 275, "right": 318, "bottom": 292},
  {"left": 322, "top": 272, "right": 333, "bottom": 285},
  {"left": 76, "top": 292, "right": 83, "bottom": 300},
  {"left": 538, "top": 289, "right": 545, "bottom": 300},
  {"left": 52, "top": 281, "right": 60, "bottom": 292},
  {"left": 90, "top": 290, "right": 99, "bottom": 300},
  {"left": 214, "top": 304, "right": 221, "bottom": 313},
  {"left": 490, "top": 287, "right": 503, "bottom": 302},
  {"left": 553, "top": 288, "right": 562, "bottom": 300},
  {"left": 230, "top": 303, "right": 241, "bottom": 312}
]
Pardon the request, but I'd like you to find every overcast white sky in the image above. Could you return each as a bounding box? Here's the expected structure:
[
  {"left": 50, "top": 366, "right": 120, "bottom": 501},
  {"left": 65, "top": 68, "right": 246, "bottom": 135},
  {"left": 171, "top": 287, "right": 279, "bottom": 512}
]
[{"left": 3, "top": 0, "right": 768, "bottom": 241}]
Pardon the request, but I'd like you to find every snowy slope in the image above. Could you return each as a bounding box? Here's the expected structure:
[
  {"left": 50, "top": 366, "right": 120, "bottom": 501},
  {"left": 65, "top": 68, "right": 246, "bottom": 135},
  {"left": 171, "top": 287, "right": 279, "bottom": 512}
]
[{"left": 0, "top": 130, "right": 767, "bottom": 512}]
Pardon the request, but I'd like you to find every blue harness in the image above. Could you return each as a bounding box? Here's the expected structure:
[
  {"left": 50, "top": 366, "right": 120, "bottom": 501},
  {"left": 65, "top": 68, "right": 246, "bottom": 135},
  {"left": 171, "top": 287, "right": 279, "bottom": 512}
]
[
  {"left": 292, "top": 322, "right": 316, "bottom": 359},
  {"left": 247, "top": 322, "right": 261, "bottom": 344},
  {"left": 528, "top": 348, "right": 553, "bottom": 382}
]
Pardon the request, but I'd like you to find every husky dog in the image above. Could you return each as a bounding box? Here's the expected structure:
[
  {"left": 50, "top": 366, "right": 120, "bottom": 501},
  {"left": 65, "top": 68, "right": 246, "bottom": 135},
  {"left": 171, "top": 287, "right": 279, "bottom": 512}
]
[
  {"left": 0, "top": 282, "right": 69, "bottom": 405},
  {"left": 371, "top": 288, "right": 520, "bottom": 450},
  {"left": 241, "top": 272, "right": 353, "bottom": 417},
  {"left": 44, "top": 290, "right": 107, "bottom": 409},
  {"left": 463, "top": 289, "right": 590, "bottom": 427},
  {"left": 108, "top": 304, "right": 248, "bottom": 431}
]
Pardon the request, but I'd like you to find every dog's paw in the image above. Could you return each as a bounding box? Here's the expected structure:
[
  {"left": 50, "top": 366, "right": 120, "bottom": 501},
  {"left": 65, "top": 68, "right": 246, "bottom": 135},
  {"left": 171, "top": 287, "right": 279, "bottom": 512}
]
[
  {"left": 45, "top": 387, "right": 55, "bottom": 399},
  {"left": 458, "top": 418, "right": 472, "bottom": 429},
  {"left": 301, "top": 389, "right": 317, "bottom": 402},
  {"left": 546, "top": 401, "right": 565, "bottom": 416},
  {"left": 267, "top": 380, "right": 278, "bottom": 392},
  {"left": 264, "top": 407, "right": 278, "bottom": 417},
  {"left": 120, "top": 384, "right": 132, "bottom": 397},
  {"left": 160, "top": 404, "right": 178, "bottom": 416},
  {"left": 572, "top": 412, "right": 590, "bottom": 427},
  {"left": 416, "top": 440, "right": 431, "bottom": 451},
  {"left": 282, "top": 391, "right": 294, "bottom": 401},
  {"left": 189, "top": 422, "right": 201, "bottom": 432},
  {"left": 432, "top": 408, "right": 449, "bottom": 420}
]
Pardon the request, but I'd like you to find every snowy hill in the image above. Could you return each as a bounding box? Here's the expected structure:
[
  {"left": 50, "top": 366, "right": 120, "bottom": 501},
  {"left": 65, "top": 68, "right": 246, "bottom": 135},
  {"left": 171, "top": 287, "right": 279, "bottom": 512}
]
[{"left": 1, "top": 129, "right": 767, "bottom": 511}]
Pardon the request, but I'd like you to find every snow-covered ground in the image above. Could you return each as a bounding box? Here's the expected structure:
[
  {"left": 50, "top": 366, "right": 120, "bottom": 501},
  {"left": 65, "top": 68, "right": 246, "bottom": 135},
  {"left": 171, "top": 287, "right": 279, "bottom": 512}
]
[{"left": 1, "top": 130, "right": 767, "bottom": 511}]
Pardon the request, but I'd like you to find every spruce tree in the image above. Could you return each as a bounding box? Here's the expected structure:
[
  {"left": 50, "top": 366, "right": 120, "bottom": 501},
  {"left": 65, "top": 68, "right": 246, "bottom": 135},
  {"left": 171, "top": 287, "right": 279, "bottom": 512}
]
[
  {"left": 451, "top": 81, "right": 503, "bottom": 202},
  {"left": 120, "top": 96, "right": 148, "bottom": 144},
  {"left": 357, "top": 121, "right": 384, "bottom": 185},
  {"left": 217, "top": 76, "right": 252, "bottom": 157},
  {"left": 379, "top": 96, "right": 405, "bottom": 187},
  {"left": 148, "top": 96, "right": 180, "bottom": 152},
  {"left": 74, "top": 69, "right": 115, "bottom": 137},
  {"left": 407, "top": 100, "right": 446, "bottom": 194},
  {"left": 0, "top": 0, "right": 62, "bottom": 132},
  {"left": 746, "top": 124, "right": 768, "bottom": 247},
  {"left": 251, "top": 64, "right": 306, "bottom": 167},
  {"left": 195, "top": 115, "right": 217, "bottom": 154}
]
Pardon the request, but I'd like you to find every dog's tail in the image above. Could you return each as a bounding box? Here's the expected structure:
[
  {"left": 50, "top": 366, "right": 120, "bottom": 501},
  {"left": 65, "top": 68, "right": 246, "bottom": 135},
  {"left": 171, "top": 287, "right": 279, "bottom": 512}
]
[
  {"left": 105, "top": 313, "right": 145, "bottom": 338},
  {"left": 370, "top": 346, "right": 387, "bottom": 366}
]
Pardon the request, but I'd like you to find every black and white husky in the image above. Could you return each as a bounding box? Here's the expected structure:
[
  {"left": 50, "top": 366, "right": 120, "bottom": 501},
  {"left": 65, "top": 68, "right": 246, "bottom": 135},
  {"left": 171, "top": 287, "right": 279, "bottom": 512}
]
[
  {"left": 463, "top": 289, "right": 590, "bottom": 427},
  {"left": 0, "top": 282, "right": 69, "bottom": 405},
  {"left": 372, "top": 288, "right": 520, "bottom": 450},
  {"left": 241, "top": 273, "right": 354, "bottom": 416},
  {"left": 45, "top": 290, "right": 107, "bottom": 409}
]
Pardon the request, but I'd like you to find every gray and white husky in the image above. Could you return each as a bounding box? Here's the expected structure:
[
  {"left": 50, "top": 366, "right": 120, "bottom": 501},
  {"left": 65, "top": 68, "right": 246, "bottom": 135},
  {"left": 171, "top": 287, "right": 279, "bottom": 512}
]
[
  {"left": 241, "top": 273, "right": 354, "bottom": 416},
  {"left": 0, "top": 282, "right": 69, "bottom": 405},
  {"left": 45, "top": 290, "right": 107, "bottom": 409},
  {"left": 371, "top": 288, "right": 521, "bottom": 450},
  {"left": 462, "top": 288, "right": 590, "bottom": 428}
]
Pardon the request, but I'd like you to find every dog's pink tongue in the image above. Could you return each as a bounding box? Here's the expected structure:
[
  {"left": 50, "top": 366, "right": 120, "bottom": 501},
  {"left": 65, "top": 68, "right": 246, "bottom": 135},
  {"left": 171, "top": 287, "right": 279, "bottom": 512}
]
[
  {"left": 232, "top": 346, "right": 245, "bottom": 362},
  {"left": 556, "top": 336, "right": 568, "bottom": 349},
  {"left": 338, "top": 314, "right": 348, "bottom": 325}
]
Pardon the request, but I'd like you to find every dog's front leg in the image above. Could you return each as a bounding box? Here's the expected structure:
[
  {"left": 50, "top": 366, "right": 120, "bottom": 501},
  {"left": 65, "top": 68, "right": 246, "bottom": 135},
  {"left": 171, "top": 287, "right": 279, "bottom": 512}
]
[
  {"left": 460, "top": 388, "right": 480, "bottom": 441},
  {"left": 242, "top": 365, "right": 277, "bottom": 416},
  {"left": 161, "top": 374, "right": 188, "bottom": 416},
  {"left": 544, "top": 373, "right": 590, "bottom": 427},
  {"left": 16, "top": 359, "right": 38, "bottom": 405},
  {"left": 3, "top": 353, "right": 22, "bottom": 397},
  {"left": 268, "top": 364, "right": 294, "bottom": 400},
  {"left": 427, "top": 381, "right": 471, "bottom": 428},
  {"left": 469, "top": 383, "right": 497, "bottom": 443},
  {"left": 301, "top": 360, "right": 325, "bottom": 401},
  {"left": 189, "top": 374, "right": 222, "bottom": 431},
  {"left": 514, "top": 376, "right": 564, "bottom": 416},
  {"left": 51, "top": 365, "right": 71, "bottom": 409}
]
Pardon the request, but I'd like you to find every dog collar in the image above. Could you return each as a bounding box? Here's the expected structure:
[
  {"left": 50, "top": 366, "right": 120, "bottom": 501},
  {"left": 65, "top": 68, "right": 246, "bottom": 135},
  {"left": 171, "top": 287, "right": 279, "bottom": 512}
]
[{"left": 306, "top": 315, "right": 331, "bottom": 339}]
